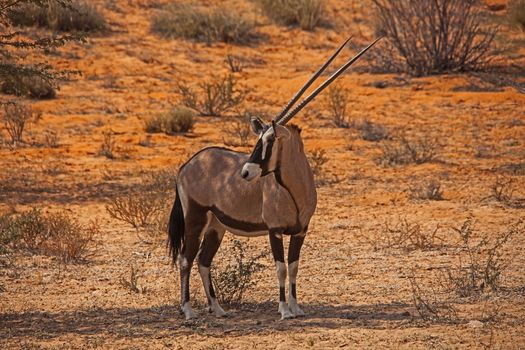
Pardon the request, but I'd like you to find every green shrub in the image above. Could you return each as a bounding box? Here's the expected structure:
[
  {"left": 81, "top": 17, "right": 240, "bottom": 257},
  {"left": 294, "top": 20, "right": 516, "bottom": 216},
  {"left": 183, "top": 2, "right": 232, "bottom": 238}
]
[
  {"left": 509, "top": 0, "right": 525, "bottom": 30},
  {"left": 145, "top": 107, "right": 195, "bottom": 134},
  {"left": 151, "top": 4, "right": 255, "bottom": 44},
  {"left": 256, "top": 0, "right": 325, "bottom": 30},
  {"left": 8, "top": 0, "right": 106, "bottom": 32}
]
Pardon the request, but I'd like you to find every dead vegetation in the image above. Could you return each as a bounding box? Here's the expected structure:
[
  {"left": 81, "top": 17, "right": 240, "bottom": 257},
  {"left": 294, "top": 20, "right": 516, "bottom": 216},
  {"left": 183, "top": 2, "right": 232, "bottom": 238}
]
[
  {"left": 106, "top": 168, "right": 177, "bottom": 240},
  {"left": 1, "top": 103, "right": 41, "bottom": 145},
  {"left": 176, "top": 74, "right": 249, "bottom": 117},
  {"left": 213, "top": 239, "right": 267, "bottom": 305},
  {"left": 145, "top": 107, "right": 195, "bottom": 135},
  {"left": 356, "top": 119, "right": 390, "bottom": 142},
  {"left": 222, "top": 115, "right": 252, "bottom": 147},
  {"left": 371, "top": 0, "right": 498, "bottom": 75},
  {"left": 509, "top": 0, "right": 525, "bottom": 30},
  {"left": 256, "top": 0, "right": 325, "bottom": 30},
  {"left": 409, "top": 179, "right": 444, "bottom": 201},
  {"left": 308, "top": 148, "right": 328, "bottom": 178},
  {"left": 7, "top": 0, "right": 106, "bottom": 32},
  {"left": 0, "top": 208, "right": 99, "bottom": 263},
  {"left": 441, "top": 217, "right": 522, "bottom": 297},
  {"left": 151, "top": 4, "right": 255, "bottom": 44},
  {"left": 324, "top": 83, "right": 350, "bottom": 128},
  {"left": 225, "top": 54, "right": 244, "bottom": 73},
  {"left": 358, "top": 217, "right": 443, "bottom": 252},
  {"left": 120, "top": 264, "right": 148, "bottom": 294},
  {"left": 98, "top": 130, "right": 116, "bottom": 159},
  {"left": 378, "top": 134, "right": 441, "bottom": 166},
  {"left": 1, "top": 76, "right": 56, "bottom": 99},
  {"left": 485, "top": 176, "right": 519, "bottom": 207}
]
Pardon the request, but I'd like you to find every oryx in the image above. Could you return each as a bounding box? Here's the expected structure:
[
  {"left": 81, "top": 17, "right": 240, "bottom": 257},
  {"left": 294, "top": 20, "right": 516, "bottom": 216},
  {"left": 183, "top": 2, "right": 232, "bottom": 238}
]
[{"left": 168, "top": 37, "right": 380, "bottom": 320}]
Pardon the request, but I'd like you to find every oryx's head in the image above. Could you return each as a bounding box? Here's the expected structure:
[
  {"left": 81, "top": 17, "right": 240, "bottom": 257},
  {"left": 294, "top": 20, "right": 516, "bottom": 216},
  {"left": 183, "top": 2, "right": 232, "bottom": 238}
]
[
  {"left": 241, "top": 118, "right": 291, "bottom": 181},
  {"left": 241, "top": 36, "right": 382, "bottom": 181}
]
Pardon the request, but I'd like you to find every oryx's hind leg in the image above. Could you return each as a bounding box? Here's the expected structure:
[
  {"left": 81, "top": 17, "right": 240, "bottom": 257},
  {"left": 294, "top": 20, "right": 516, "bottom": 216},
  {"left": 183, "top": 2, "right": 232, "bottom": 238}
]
[
  {"left": 288, "top": 233, "right": 306, "bottom": 317},
  {"left": 198, "top": 227, "right": 226, "bottom": 317},
  {"left": 179, "top": 213, "right": 205, "bottom": 320},
  {"left": 269, "top": 231, "right": 293, "bottom": 320}
]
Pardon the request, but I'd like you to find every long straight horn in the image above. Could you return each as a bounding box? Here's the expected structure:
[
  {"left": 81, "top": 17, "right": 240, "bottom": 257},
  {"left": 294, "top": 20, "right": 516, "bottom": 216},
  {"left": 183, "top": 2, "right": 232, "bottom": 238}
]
[
  {"left": 273, "top": 36, "right": 352, "bottom": 122},
  {"left": 277, "top": 37, "right": 382, "bottom": 126}
]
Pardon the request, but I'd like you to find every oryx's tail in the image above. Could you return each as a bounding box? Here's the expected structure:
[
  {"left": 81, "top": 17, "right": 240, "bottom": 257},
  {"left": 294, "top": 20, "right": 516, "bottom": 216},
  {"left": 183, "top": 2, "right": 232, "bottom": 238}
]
[{"left": 168, "top": 186, "right": 184, "bottom": 265}]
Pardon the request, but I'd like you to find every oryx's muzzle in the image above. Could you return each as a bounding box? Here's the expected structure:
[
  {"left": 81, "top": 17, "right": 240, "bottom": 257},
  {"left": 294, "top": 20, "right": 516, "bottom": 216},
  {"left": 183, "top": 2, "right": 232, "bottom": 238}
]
[{"left": 241, "top": 162, "right": 262, "bottom": 181}]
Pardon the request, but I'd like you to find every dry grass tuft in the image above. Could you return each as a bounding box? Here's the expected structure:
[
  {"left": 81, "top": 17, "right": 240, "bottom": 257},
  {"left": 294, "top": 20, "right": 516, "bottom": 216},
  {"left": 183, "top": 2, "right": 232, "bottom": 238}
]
[
  {"left": 256, "top": 0, "right": 325, "bottom": 30},
  {"left": 151, "top": 4, "right": 255, "bottom": 44},
  {"left": 409, "top": 179, "right": 444, "bottom": 201},
  {"left": 145, "top": 107, "right": 195, "bottom": 135},
  {"left": 509, "top": 0, "right": 525, "bottom": 30},
  {"left": 8, "top": 0, "right": 106, "bottom": 32}
]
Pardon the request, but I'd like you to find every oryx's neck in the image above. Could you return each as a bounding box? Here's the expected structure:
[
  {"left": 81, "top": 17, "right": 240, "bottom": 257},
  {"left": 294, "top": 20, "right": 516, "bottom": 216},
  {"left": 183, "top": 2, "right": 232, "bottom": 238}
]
[{"left": 275, "top": 132, "right": 316, "bottom": 229}]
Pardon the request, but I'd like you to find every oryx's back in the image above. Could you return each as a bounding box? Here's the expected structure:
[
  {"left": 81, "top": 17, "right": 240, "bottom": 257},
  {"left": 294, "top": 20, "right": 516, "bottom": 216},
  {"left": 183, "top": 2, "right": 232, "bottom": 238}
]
[{"left": 177, "top": 147, "right": 266, "bottom": 227}]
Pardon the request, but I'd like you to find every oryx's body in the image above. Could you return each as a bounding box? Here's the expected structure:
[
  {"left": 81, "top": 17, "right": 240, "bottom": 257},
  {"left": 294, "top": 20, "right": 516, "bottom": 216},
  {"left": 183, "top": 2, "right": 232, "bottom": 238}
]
[{"left": 168, "top": 37, "right": 380, "bottom": 320}]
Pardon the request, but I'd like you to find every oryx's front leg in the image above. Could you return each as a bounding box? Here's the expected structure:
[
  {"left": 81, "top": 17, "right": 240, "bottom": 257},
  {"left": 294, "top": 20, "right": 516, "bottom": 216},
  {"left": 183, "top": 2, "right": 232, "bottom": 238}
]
[
  {"left": 269, "top": 231, "right": 293, "bottom": 319},
  {"left": 288, "top": 233, "right": 306, "bottom": 317}
]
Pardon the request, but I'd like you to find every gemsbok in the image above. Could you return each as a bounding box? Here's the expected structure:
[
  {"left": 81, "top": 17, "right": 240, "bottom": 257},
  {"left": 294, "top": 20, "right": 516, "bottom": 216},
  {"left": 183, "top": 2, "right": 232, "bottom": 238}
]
[{"left": 168, "top": 37, "right": 381, "bottom": 320}]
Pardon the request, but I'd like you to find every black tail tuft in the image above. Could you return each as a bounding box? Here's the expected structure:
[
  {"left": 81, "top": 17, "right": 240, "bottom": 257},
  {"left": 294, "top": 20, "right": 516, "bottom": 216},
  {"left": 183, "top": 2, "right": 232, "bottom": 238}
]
[{"left": 168, "top": 186, "right": 185, "bottom": 265}]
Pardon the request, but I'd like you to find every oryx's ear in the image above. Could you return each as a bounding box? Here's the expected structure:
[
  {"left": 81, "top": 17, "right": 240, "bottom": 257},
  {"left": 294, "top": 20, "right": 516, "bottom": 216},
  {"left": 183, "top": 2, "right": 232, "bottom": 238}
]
[{"left": 250, "top": 116, "right": 266, "bottom": 134}]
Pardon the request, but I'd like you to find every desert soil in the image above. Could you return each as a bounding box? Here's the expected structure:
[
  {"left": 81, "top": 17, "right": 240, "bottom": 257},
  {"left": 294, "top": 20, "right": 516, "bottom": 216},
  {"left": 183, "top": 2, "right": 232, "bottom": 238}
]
[{"left": 1, "top": 0, "right": 525, "bottom": 349}]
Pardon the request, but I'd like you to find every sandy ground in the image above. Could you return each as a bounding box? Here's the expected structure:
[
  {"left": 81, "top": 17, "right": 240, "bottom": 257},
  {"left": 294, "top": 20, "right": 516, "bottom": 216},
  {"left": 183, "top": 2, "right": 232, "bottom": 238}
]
[{"left": 1, "top": 0, "right": 525, "bottom": 349}]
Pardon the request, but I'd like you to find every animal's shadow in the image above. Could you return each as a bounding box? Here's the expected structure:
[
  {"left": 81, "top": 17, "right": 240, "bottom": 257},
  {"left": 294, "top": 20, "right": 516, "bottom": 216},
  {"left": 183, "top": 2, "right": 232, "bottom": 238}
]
[{"left": 0, "top": 301, "right": 413, "bottom": 340}]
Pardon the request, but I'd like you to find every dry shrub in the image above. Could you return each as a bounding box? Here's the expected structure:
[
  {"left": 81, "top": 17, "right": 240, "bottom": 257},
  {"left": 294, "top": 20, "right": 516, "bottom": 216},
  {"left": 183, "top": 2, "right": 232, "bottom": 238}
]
[
  {"left": 356, "top": 119, "right": 390, "bottom": 142},
  {"left": 256, "top": 0, "right": 325, "bottom": 30},
  {"left": 1, "top": 103, "right": 41, "bottom": 145},
  {"left": 151, "top": 4, "right": 255, "bottom": 44},
  {"left": 145, "top": 107, "right": 195, "bottom": 134},
  {"left": 8, "top": 0, "right": 106, "bottom": 32},
  {"left": 487, "top": 176, "right": 517, "bottom": 207},
  {"left": 409, "top": 179, "right": 444, "bottom": 201},
  {"left": 371, "top": 0, "right": 498, "bottom": 76},
  {"left": 214, "top": 239, "right": 267, "bottom": 305},
  {"left": 324, "top": 83, "right": 350, "bottom": 128},
  {"left": 0, "top": 208, "right": 98, "bottom": 263},
  {"left": 441, "top": 217, "right": 522, "bottom": 297},
  {"left": 225, "top": 54, "right": 244, "bottom": 73},
  {"left": 408, "top": 273, "right": 458, "bottom": 323},
  {"left": 43, "top": 130, "right": 60, "bottom": 148},
  {"left": 98, "top": 130, "right": 116, "bottom": 159},
  {"left": 106, "top": 168, "right": 177, "bottom": 239},
  {"left": 308, "top": 148, "right": 328, "bottom": 177},
  {"left": 359, "top": 217, "right": 443, "bottom": 252},
  {"left": 509, "top": 0, "right": 525, "bottom": 30},
  {"left": 177, "top": 74, "right": 249, "bottom": 117},
  {"left": 1, "top": 75, "right": 56, "bottom": 99},
  {"left": 120, "top": 264, "right": 147, "bottom": 294},
  {"left": 222, "top": 115, "right": 252, "bottom": 147},
  {"left": 378, "top": 134, "right": 441, "bottom": 166}
]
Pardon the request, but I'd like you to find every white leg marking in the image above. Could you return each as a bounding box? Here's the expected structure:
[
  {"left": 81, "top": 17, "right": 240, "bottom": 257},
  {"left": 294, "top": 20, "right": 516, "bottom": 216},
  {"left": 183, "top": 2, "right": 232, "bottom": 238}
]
[
  {"left": 288, "top": 261, "right": 304, "bottom": 317},
  {"left": 276, "top": 261, "right": 293, "bottom": 319},
  {"left": 198, "top": 264, "right": 226, "bottom": 317},
  {"left": 182, "top": 302, "right": 196, "bottom": 320}
]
